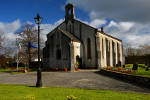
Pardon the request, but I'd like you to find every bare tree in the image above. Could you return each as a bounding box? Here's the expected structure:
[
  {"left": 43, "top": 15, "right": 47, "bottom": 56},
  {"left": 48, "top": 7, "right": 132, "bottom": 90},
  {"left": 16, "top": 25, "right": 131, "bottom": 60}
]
[
  {"left": 139, "top": 44, "right": 150, "bottom": 55},
  {"left": 135, "top": 48, "right": 143, "bottom": 56},
  {"left": 17, "top": 23, "right": 39, "bottom": 67},
  {"left": 0, "top": 32, "right": 14, "bottom": 68},
  {"left": 0, "top": 32, "right": 5, "bottom": 50},
  {"left": 124, "top": 43, "right": 150, "bottom": 57},
  {"left": 124, "top": 43, "right": 136, "bottom": 56}
]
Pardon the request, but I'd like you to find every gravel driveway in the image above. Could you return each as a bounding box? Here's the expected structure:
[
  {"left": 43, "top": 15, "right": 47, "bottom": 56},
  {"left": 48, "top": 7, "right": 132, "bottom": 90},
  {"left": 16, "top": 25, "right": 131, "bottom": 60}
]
[{"left": 0, "top": 71, "right": 150, "bottom": 93}]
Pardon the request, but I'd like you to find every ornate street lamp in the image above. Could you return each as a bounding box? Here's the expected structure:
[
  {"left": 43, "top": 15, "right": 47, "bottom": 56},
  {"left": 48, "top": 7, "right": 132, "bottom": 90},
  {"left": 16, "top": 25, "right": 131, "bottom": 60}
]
[{"left": 34, "top": 13, "right": 42, "bottom": 87}]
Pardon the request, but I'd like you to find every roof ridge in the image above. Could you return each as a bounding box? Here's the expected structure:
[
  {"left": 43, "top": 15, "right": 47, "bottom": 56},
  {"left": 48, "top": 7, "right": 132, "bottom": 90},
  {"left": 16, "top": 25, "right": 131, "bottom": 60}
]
[
  {"left": 75, "top": 19, "right": 122, "bottom": 42},
  {"left": 58, "top": 28, "right": 81, "bottom": 42}
]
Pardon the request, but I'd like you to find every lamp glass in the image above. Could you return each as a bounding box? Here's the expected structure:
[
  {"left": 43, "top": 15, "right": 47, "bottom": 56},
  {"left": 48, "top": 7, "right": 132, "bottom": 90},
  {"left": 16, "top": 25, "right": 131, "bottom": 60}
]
[{"left": 34, "top": 14, "right": 42, "bottom": 24}]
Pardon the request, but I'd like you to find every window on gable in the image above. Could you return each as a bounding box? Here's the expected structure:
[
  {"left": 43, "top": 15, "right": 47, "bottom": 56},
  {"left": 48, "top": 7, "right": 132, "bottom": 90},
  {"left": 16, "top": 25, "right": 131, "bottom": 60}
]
[
  {"left": 102, "top": 38, "right": 104, "bottom": 58},
  {"left": 87, "top": 38, "right": 91, "bottom": 59},
  {"left": 56, "top": 49, "right": 61, "bottom": 60},
  {"left": 69, "top": 9, "right": 71, "bottom": 15},
  {"left": 69, "top": 24, "right": 71, "bottom": 33}
]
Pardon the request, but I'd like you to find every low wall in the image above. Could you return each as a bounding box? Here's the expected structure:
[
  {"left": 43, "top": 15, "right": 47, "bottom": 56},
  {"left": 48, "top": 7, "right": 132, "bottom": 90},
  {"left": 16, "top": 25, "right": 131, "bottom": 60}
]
[{"left": 99, "top": 69, "right": 150, "bottom": 88}]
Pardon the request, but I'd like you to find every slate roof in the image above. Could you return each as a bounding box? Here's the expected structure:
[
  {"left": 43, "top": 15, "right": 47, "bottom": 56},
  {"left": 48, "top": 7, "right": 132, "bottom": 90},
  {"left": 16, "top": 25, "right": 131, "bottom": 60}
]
[
  {"left": 75, "top": 19, "right": 122, "bottom": 42},
  {"left": 47, "top": 19, "right": 122, "bottom": 42},
  {"left": 58, "top": 28, "right": 81, "bottom": 42}
]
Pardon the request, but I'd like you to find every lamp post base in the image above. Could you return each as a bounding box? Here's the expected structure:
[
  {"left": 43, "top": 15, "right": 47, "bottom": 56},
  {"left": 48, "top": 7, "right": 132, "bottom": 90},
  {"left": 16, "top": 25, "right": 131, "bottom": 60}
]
[{"left": 36, "top": 68, "right": 42, "bottom": 87}]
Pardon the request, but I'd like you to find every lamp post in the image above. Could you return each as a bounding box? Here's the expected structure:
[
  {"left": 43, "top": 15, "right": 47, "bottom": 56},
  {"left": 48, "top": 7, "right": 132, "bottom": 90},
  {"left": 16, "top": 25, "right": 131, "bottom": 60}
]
[{"left": 34, "top": 13, "right": 42, "bottom": 87}]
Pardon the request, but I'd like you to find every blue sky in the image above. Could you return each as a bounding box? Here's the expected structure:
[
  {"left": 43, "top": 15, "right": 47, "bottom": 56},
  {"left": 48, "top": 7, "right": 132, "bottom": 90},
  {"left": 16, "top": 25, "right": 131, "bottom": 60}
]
[
  {"left": 0, "top": 0, "right": 65, "bottom": 23},
  {"left": 0, "top": 0, "right": 150, "bottom": 48},
  {"left": 0, "top": 0, "right": 89, "bottom": 24}
]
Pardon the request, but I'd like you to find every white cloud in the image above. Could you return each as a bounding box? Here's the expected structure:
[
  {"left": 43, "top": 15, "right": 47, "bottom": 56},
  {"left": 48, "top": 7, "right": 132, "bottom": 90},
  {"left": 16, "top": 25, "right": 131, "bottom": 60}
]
[
  {"left": 66, "top": 0, "right": 150, "bottom": 23},
  {"left": 76, "top": 18, "right": 150, "bottom": 47},
  {"left": 107, "top": 21, "right": 135, "bottom": 32},
  {"left": 89, "top": 19, "right": 106, "bottom": 28},
  {"left": 0, "top": 19, "right": 21, "bottom": 34},
  {"left": 104, "top": 20, "right": 150, "bottom": 47},
  {"left": 66, "top": 0, "right": 150, "bottom": 47},
  {"left": 108, "top": 21, "right": 118, "bottom": 27},
  {"left": 0, "top": 18, "right": 64, "bottom": 50},
  {"left": 0, "top": 19, "right": 21, "bottom": 48},
  {"left": 125, "top": 34, "right": 150, "bottom": 47},
  {"left": 119, "top": 22, "right": 135, "bottom": 31},
  {"left": 76, "top": 18, "right": 105, "bottom": 28}
]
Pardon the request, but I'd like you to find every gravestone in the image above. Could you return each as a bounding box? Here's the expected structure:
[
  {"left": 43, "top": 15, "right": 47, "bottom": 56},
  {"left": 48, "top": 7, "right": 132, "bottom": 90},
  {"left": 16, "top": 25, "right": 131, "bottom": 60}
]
[
  {"left": 123, "top": 65, "right": 125, "bottom": 68},
  {"left": 118, "top": 61, "right": 121, "bottom": 67},
  {"left": 115, "top": 64, "right": 119, "bottom": 67},
  {"left": 132, "top": 63, "right": 138, "bottom": 70},
  {"left": 145, "top": 67, "right": 149, "bottom": 71},
  {"left": 147, "top": 62, "right": 150, "bottom": 68}
]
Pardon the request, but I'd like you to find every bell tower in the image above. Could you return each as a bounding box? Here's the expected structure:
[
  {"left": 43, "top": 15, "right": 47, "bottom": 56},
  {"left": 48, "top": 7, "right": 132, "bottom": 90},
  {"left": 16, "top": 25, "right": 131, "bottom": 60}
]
[{"left": 65, "top": 3, "right": 75, "bottom": 23}]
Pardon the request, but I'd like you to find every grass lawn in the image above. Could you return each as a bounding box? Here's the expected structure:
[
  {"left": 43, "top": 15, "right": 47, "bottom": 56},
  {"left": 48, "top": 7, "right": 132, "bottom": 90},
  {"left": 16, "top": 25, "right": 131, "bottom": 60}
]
[
  {"left": 0, "top": 84, "right": 150, "bottom": 100},
  {"left": 0, "top": 67, "right": 34, "bottom": 74},
  {"left": 134, "top": 67, "right": 150, "bottom": 77},
  {"left": 123, "top": 64, "right": 150, "bottom": 77},
  {"left": 0, "top": 68, "right": 23, "bottom": 75},
  {"left": 0, "top": 68, "right": 12, "bottom": 72}
]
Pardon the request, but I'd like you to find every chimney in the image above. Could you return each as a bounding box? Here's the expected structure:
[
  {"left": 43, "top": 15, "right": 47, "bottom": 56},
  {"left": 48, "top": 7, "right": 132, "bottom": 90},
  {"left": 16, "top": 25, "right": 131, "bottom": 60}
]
[{"left": 101, "top": 27, "right": 104, "bottom": 33}]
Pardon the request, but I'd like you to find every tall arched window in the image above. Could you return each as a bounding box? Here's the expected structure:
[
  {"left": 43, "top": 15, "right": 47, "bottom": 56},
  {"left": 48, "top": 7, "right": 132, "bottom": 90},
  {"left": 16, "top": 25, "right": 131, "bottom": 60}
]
[
  {"left": 102, "top": 38, "right": 104, "bottom": 58},
  {"left": 56, "top": 49, "right": 61, "bottom": 60},
  {"left": 69, "top": 9, "right": 72, "bottom": 15},
  {"left": 87, "top": 38, "right": 91, "bottom": 59},
  {"left": 69, "top": 24, "right": 71, "bottom": 33}
]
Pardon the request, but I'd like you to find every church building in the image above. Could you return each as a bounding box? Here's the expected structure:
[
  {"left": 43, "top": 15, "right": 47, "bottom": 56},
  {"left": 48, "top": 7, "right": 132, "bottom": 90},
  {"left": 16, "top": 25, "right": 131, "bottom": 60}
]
[{"left": 43, "top": 3, "right": 124, "bottom": 71}]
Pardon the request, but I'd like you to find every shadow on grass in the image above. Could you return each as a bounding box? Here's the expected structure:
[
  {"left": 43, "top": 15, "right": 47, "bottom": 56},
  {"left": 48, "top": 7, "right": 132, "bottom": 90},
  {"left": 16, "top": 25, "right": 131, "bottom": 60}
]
[
  {"left": 27, "top": 86, "right": 47, "bottom": 88},
  {"left": 28, "top": 86, "right": 36, "bottom": 87}
]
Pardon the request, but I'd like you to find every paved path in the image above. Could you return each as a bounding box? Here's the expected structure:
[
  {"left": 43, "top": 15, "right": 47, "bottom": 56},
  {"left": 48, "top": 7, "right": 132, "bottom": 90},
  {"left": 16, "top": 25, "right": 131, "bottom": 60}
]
[{"left": 0, "top": 71, "right": 150, "bottom": 93}]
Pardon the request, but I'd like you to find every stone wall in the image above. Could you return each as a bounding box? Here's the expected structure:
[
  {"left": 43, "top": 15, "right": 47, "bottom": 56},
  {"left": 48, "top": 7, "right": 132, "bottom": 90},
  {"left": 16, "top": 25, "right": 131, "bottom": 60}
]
[
  {"left": 100, "top": 69, "right": 150, "bottom": 88},
  {"left": 61, "top": 20, "right": 97, "bottom": 68},
  {"left": 45, "top": 30, "right": 71, "bottom": 69},
  {"left": 80, "top": 22, "right": 97, "bottom": 68},
  {"left": 96, "top": 31, "right": 123, "bottom": 68}
]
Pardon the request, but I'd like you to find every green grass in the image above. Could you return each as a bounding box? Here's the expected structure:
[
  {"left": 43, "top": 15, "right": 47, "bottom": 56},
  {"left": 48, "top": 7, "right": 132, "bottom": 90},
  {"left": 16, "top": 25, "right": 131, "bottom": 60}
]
[
  {"left": 134, "top": 67, "right": 150, "bottom": 77},
  {"left": 0, "top": 67, "right": 34, "bottom": 74},
  {"left": 124, "top": 64, "right": 150, "bottom": 77},
  {"left": 0, "top": 84, "right": 150, "bottom": 100},
  {"left": 125, "top": 64, "right": 133, "bottom": 68},
  {"left": 0, "top": 68, "right": 12, "bottom": 72},
  {"left": 0, "top": 68, "right": 22, "bottom": 75},
  {"left": 11, "top": 72, "right": 24, "bottom": 74}
]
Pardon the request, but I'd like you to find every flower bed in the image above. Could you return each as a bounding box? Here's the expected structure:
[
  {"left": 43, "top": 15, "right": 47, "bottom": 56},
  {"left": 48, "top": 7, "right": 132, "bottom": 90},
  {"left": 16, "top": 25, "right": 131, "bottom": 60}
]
[
  {"left": 43, "top": 67, "right": 69, "bottom": 72},
  {"left": 18, "top": 68, "right": 31, "bottom": 72},
  {"left": 104, "top": 66, "right": 134, "bottom": 74}
]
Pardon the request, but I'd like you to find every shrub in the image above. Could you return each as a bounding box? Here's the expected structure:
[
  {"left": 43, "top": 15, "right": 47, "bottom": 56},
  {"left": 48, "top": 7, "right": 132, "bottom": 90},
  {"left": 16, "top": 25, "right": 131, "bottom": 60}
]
[
  {"left": 67, "top": 95, "right": 77, "bottom": 100},
  {"left": 107, "top": 66, "right": 113, "bottom": 70},
  {"left": 75, "top": 61, "right": 79, "bottom": 68},
  {"left": 11, "top": 67, "right": 16, "bottom": 71}
]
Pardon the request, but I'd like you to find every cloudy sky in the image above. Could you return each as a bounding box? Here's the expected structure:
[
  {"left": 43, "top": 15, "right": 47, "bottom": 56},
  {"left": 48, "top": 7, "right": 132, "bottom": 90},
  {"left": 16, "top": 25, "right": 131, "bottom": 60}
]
[{"left": 0, "top": 0, "right": 150, "bottom": 49}]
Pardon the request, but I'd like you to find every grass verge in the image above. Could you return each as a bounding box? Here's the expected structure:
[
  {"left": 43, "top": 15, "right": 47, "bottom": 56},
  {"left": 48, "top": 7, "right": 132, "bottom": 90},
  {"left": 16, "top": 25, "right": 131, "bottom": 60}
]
[
  {"left": 0, "top": 84, "right": 150, "bottom": 100},
  {"left": 126, "top": 64, "right": 150, "bottom": 77}
]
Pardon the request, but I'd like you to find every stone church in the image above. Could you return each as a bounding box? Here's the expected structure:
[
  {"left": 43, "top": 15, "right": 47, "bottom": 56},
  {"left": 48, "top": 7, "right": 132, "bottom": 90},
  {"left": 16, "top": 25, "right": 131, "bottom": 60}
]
[{"left": 43, "top": 3, "right": 124, "bottom": 71}]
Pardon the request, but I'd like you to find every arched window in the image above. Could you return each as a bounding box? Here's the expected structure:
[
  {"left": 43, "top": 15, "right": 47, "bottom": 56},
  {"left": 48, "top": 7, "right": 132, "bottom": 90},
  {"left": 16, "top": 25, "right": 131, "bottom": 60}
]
[
  {"left": 87, "top": 38, "right": 91, "bottom": 59},
  {"left": 51, "top": 36, "right": 54, "bottom": 57},
  {"left": 69, "top": 24, "right": 71, "bottom": 33},
  {"left": 56, "top": 49, "right": 61, "bottom": 60},
  {"left": 69, "top": 9, "right": 72, "bottom": 15},
  {"left": 102, "top": 38, "right": 104, "bottom": 58}
]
